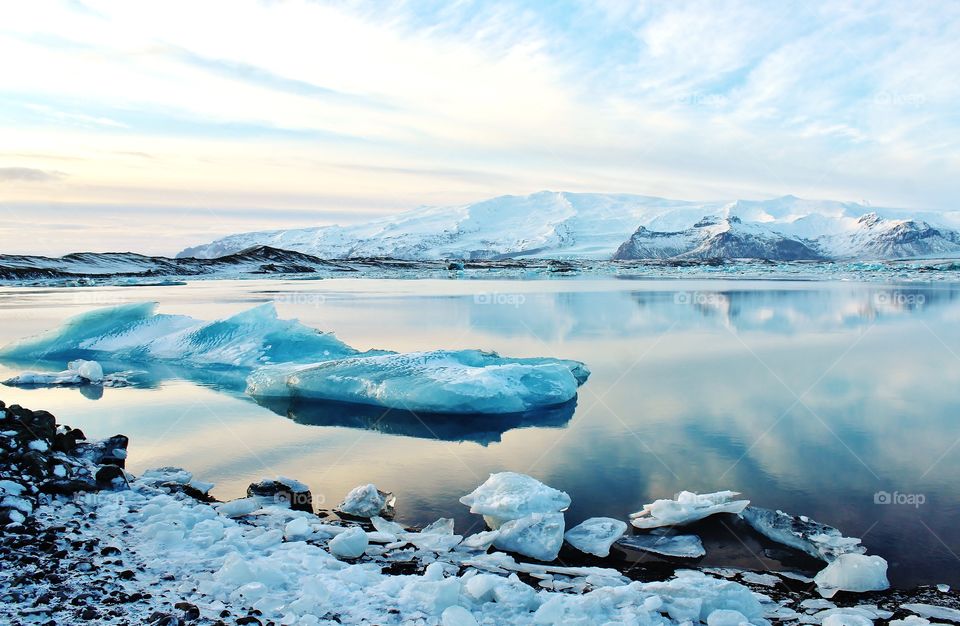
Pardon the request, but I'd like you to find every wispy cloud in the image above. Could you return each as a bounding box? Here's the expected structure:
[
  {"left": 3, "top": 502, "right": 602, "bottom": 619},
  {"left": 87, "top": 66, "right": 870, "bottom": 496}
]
[
  {"left": 0, "top": 0, "right": 958, "bottom": 253},
  {"left": 0, "top": 167, "right": 65, "bottom": 182}
]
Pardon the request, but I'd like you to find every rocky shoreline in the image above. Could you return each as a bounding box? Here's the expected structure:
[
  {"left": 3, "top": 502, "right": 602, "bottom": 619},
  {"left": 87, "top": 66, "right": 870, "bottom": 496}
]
[{"left": 2, "top": 400, "right": 959, "bottom": 626}]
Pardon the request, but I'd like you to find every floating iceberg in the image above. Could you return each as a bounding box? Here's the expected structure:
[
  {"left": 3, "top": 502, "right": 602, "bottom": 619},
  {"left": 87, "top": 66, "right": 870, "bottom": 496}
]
[
  {"left": 0, "top": 303, "right": 589, "bottom": 414},
  {"left": 814, "top": 553, "right": 889, "bottom": 598},
  {"left": 741, "top": 506, "right": 865, "bottom": 562},
  {"left": 247, "top": 350, "right": 587, "bottom": 414},
  {"left": 459, "top": 472, "right": 571, "bottom": 528},
  {"left": 563, "top": 517, "right": 628, "bottom": 557},
  {"left": 616, "top": 533, "right": 706, "bottom": 558},
  {"left": 630, "top": 491, "right": 750, "bottom": 529},
  {"left": 493, "top": 512, "right": 565, "bottom": 561}
]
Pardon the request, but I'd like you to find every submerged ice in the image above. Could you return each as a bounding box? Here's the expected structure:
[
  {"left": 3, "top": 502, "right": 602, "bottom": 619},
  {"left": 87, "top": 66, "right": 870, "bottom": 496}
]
[
  {"left": 741, "top": 506, "right": 865, "bottom": 563},
  {"left": 0, "top": 303, "right": 589, "bottom": 414}
]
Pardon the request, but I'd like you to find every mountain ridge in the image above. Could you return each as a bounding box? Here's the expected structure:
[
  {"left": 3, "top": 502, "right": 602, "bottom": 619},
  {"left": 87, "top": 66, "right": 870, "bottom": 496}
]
[{"left": 177, "top": 191, "right": 960, "bottom": 262}]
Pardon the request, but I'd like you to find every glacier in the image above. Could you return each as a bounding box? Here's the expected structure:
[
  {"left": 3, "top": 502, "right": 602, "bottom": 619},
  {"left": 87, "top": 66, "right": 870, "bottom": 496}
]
[
  {"left": 179, "top": 191, "right": 960, "bottom": 262},
  {"left": 0, "top": 303, "right": 590, "bottom": 415}
]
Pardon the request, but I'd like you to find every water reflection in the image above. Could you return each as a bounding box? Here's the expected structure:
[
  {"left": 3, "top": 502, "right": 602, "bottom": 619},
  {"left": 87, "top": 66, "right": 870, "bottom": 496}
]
[{"left": 255, "top": 397, "right": 577, "bottom": 445}]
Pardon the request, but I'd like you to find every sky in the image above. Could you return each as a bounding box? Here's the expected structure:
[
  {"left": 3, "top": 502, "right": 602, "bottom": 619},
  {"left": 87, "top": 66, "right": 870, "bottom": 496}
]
[{"left": 1, "top": 0, "right": 959, "bottom": 255}]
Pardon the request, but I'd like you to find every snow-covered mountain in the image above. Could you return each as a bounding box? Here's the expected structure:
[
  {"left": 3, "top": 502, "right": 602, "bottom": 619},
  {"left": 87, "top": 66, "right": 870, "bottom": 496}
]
[{"left": 179, "top": 191, "right": 960, "bottom": 261}]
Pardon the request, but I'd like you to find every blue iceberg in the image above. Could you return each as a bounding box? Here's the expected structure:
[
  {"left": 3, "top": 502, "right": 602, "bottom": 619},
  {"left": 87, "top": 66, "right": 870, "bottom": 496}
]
[{"left": 0, "top": 303, "right": 589, "bottom": 414}]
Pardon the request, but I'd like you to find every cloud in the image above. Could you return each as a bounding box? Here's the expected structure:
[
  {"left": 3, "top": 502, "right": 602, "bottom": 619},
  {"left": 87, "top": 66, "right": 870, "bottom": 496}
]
[
  {"left": 0, "top": 0, "right": 959, "bottom": 254},
  {"left": 0, "top": 167, "right": 65, "bottom": 182}
]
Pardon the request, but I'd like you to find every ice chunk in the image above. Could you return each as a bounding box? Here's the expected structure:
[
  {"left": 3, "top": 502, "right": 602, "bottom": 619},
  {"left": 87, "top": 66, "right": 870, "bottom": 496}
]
[
  {"left": 814, "top": 553, "right": 889, "bottom": 598},
  {"left": 329, "top": 526, "right": 368, "bottom": 559},
  {"left": 284, "top": 517, "right": 312, "bottom": 540},
  {"left": 739, "top": 571, "right": 780, "bottom": 587},
  {"left": 459, "top": 472, "right": 570, "bottom": 524},
  {"left": 616, "top": 533, "right": 706, "bottom": 558},
  {"left": 630, "top": 490, "right": 750, "bottom": 528},
  {"left": 460, "top": 530, "right": 501, "bottom": 551},
  {"left": 901, "top": 603, "right": 960, "bottom": 623},
  {"left": 493, "top": 512, "right": 565, "bottom": 561},
  {"left": 217, "top": 497, "right": 262, "bottom": 518},
  {"left": 822, "top": 612, "right": 875, "bottom": 626},
  {"left": 408, "top": 518, "right": 462, "bottom": 552},
  {"left": 68, "top": 359, "right": 103, "bottom": 382},
  {"left": 441, "top": 605, "right": 478, "bottom": 626},
  {"left": 741, "top": 506, "right": 865, "bottom": 562},
  {"left": 3, "top": 369, "right": 84, "bottom": 386},
  {"left": 642, "top": 570, "right": 765, "bottom": 623},
  {"left": 337, "top": 484, "right": 395, "bottom": 518},
  {"left": 707, "top": 609, "right": 751, "bottom": 626},
  {"left": 248, "top": 350, "right": 587, "bottom": 414},
  {"left": 563, "top": 517, "right": 627, "bottom": 557}
]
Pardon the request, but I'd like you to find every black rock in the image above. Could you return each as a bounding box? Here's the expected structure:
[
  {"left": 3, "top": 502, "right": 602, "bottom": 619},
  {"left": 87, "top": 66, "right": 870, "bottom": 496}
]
[
  {"left": 246, "top": 479, "right": 312, "bottom": 513},
  {"left": 39, "top": 478, "right": 97, "bottom": 496},
  {"left": 53, "top": 428, "right": 87, "bottom": 454},
  {"left": 175, "top": 601, "right": 200, "bottom": 620},
  {"left": 94, "top": 465, "right": 127, "bottom": 489}
]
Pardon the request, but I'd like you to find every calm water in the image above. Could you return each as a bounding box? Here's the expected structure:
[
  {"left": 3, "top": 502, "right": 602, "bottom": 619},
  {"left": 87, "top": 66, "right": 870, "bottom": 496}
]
[{"left": 1, "top": 278, "right": 959, "bottom": 587}]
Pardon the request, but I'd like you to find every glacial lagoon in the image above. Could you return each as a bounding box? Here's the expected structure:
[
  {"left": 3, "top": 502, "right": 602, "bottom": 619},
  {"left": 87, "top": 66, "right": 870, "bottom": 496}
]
[{"left": 1, "top": 277, "right": 958, "bottom": 588}]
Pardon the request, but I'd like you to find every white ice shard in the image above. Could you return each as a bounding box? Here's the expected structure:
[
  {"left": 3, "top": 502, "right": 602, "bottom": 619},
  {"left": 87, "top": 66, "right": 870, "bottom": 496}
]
[
  {"left": 3, "top": 359, "right": 104, "bottom": 387},
  {"left": 814, "top": 553, "right": 889, "bottom": 598},
  {"left": 493, "top": 512, "right": 565, "bottom": 561},
  {"left": 741, "top": 506, "right": 865, "bottom": 562},
  {"left": 630, "top": 491, "right": 750, "bottom": 529},
  {"left": 247, "top": 350, "right": 587, "bottom": 414},
  {"left": 459, "top": 530, "right": 501, "bottom": 551},
  {"left": 0, "top": 303, "right": 589, "bottom": 414},
  {"left": 616, "top": 533, "right": 706, "bottom": 558},
  {"left": 329, "top": 526, "right": 368, "bottom": 559},
  {"left": 459, "top": 472, "right": 571, "bottom": 527},
  {"left": 337, "top": 484, "right": 395, "bottom": 519},
  {"left": 407, "top": 518, "right": 462, "bottom": 553},
  {"left": 563, "top": 517, "right": 627, "bottom": 557}
]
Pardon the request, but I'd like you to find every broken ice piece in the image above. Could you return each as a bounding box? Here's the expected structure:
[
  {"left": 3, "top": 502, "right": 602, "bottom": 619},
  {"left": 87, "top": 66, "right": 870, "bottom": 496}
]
[
  {"left": 459, "top": 472, "right": 570, "bottom": 526},
  {"left": 407, "top": 518, "right": 462, "bottom": 552},
  {"left": 741, "top": 506, "right": 865, "bottom": 563},
  {"left": 563, "top": 517, "right": 627, "bottom": 557},
  {"left": 616, "top": 533, "right": 706, "bottom": 558},
  {"left": 329, "top": 526, "right": 368, "bottom": 559},
  {"left": 630, "top": 490, "right": 749, "bottom": 529},
  {"left": 336, "top": 483, "right": 396, "bottom": 518},
  {"left": 493, "top": 512, "right": 565, "bottom": 562},
  {"left": 459, "top": 530, "right": 501, "bottom": 551},
  {"left": 814, "top": 553, "right": 889, "bottom": 598}
]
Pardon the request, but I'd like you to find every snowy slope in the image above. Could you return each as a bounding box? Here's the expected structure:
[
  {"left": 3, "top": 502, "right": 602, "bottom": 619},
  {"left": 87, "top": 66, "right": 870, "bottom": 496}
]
[{"left": 178, "top": 191, "right": 960, "bottom": 261}]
